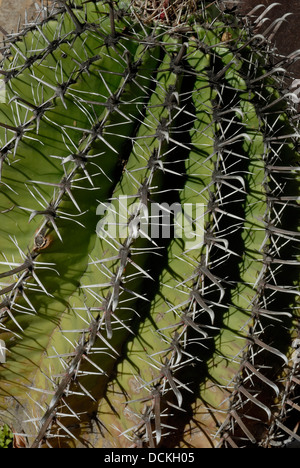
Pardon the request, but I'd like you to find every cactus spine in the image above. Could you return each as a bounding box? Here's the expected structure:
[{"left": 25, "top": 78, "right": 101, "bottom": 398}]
[{"left": 0, "top": 0, "right": 299, "bottom": 448}]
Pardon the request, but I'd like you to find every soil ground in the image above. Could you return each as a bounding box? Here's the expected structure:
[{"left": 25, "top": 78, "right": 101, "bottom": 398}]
[
  {"left": 0, "top": 0, "right": 40, "bottom": 34},
  {"left": 237, "top": 0, "right": 300, "bottom": 79}
]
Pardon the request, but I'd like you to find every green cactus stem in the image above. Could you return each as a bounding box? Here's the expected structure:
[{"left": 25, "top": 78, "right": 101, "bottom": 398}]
[{"left": 0, "top": 0, "right": 298, "bottom": 448}]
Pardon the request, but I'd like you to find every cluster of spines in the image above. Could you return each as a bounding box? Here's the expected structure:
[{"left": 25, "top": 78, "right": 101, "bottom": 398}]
[
  {"left": 30, "top": 28, "right": 198, "bottom": 447},
  {"left": 0, "top": 1, "right": 158, "bottom": 308},
  {"left": 95, "top": 7, "right": 300, "bottom": 448},
  {"left": 0, "top": 1, "right": 298, "bottom": 448},
  {"left": 0, "top": 0, "right": 162, "bottom": 442},
  {"left": 215, "top": 14, "right": 300, "bottom": 446}
]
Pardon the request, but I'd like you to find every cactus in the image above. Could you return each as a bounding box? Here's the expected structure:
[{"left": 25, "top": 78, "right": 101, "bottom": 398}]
[
  {"left": 0, "top": 423, "right": 13, "bottom": 448},
  {"left": 0, "top": 0, "right": 299, "bottom": 448}
]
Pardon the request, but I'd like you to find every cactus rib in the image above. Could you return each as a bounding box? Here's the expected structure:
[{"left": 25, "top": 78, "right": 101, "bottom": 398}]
[{"left": 0, "top": 0, "right": 299, "bottom": 448}]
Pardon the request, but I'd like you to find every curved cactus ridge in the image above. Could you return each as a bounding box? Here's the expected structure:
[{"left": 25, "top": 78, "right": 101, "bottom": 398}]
[{"left": 0, "top": 0, "right": 299, "bottom": 448}]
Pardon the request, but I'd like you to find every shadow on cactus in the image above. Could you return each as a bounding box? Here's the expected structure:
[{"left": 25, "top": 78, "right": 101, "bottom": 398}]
[{"left": 0, "top": 0, "right": 299, "bottom": 448}]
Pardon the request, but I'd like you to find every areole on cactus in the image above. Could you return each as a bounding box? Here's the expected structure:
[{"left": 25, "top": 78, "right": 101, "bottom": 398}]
[{"left": 0, "top": 0, "right": 299, "bottom": 448}]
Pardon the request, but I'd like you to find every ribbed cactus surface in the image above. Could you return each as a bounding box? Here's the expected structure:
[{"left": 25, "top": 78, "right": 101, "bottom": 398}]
[{"left": 0, "top": 0, "right": 299, "bottom": 448}]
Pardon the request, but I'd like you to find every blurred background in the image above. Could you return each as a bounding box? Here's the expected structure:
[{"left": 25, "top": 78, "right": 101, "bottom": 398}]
[{"left": 237, "top": 0, "right": 300, "bottom": 79}]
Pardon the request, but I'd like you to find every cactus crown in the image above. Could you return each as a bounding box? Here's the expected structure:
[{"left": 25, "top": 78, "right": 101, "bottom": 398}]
[{"left": 0, "top": 0, "right": 299, "bottom": 448}]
